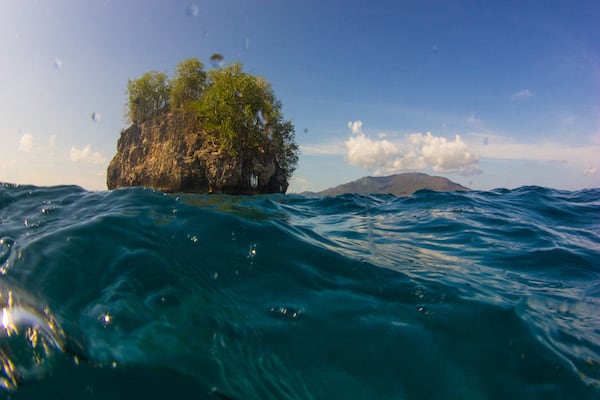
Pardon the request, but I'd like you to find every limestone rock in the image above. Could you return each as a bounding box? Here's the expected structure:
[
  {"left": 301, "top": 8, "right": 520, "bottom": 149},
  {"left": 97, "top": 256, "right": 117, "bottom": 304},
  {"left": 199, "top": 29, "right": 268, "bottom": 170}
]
[{"left": 106, "top": 113, "right": 288, "bottom": 194}]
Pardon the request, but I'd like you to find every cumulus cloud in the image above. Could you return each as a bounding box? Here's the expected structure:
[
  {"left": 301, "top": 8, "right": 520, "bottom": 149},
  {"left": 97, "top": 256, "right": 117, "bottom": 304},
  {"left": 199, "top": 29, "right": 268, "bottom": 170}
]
[
  {"left": 583, "top": 165, "right": 598, "bottom": 176},
  {"left": 415, "top": 132, "right": 481, "bottom": 174},
  {"left": 19, "top": 134, "right": 34, "bottom": 152},
  {"left": 512, "top": 89, "right": 534, "bottom": 99},
  {"left": 70, "top": 145, "right": 106, "bottom": 164},
  {"left": 345, "top": 121, "right": 480, "bottom": 176},
  {"left": 347, "top": 120, "right": 363, "bottom": 135}
]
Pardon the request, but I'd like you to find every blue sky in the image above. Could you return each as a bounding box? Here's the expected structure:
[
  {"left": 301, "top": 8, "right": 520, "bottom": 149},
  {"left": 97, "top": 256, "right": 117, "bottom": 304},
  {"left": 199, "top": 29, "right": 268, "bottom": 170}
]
[{"left": 1, "top": 0, "right": 598, "bottom": 192}]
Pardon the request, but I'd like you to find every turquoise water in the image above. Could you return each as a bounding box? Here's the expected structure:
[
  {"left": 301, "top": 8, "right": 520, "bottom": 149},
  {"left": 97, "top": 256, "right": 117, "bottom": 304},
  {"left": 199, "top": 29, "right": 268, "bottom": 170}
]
[{"left": 0, "top": 183, "right": 599, "bottom": 399}]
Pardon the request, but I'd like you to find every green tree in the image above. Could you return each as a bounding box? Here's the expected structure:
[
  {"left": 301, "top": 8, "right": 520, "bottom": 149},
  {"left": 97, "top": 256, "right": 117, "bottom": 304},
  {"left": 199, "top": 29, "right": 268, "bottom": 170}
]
[
  {"left": 169, "top": 57, "right": 207, "bottom": 110},
  {"left": 198, "top": 63, "right": 298, "bottom": 177},
  {"left": 126, "top": 71, "right": 169, "bottom": 124}
]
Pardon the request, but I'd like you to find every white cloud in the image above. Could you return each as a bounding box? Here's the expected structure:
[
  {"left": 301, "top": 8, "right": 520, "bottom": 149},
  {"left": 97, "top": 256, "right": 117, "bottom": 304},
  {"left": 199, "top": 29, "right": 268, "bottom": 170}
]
[
  {"left": 347, "top": 120, "right": 363, "bottom": 135},
  {"left": 19, "top": 134, "right": 34, "bottom": 152},
  {"left": 300, "top": 141, "right": 346, "bottom": 156},
  {"left": 583, "top": 165, "right": 597, "bottom": 176},
  {"left": 512, "top": 89, "right": 534, "bottom": 99},
  {"left": 414, "top": 132, "right": 481, "bottom": 174},
  {"left": 346, "top": 131, "right": 408, "bottom": 174},
  {"left": 344, "top": 121, "right": 481, "bottom": 176},
  {"left": 70, "top": 145, "right": 106, "bottom": 164},
  {"left": 467, "top": 115, "right": 482, "bottom": 124}
]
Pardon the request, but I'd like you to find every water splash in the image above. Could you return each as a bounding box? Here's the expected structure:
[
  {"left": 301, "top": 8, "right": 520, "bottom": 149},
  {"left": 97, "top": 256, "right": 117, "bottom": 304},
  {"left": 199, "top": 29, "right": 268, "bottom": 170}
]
[
  {"left": 0, "top": 288, "right": 67, "bottom": 391},
  {"left": 0, "top": 238, "right": 14, "bottom": 275}
]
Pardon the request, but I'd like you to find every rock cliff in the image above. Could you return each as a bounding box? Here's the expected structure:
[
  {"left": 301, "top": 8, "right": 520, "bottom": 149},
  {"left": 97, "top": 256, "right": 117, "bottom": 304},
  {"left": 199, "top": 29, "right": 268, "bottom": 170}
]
[{"left": 106, "top": 113, "right": 288, "bottom": 194}]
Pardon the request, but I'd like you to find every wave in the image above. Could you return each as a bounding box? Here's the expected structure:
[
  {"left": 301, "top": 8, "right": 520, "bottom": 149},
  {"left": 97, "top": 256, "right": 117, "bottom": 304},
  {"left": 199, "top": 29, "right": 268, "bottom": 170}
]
[{"left": 0, "top": 183, "right": 599, "bottom": 398}]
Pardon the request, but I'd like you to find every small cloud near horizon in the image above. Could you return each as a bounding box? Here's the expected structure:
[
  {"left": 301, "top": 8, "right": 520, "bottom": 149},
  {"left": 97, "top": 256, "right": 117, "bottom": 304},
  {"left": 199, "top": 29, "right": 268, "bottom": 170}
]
[
  {"left": 19, "top": 134, "right": 34, "bottom": 152},
  {"left": 345, "top": 120, "right": 481, "bottom": 176},
  {"left": 583, "top": 165, "right": 598, "bottom": 176},
  {"left": 512, "top": 89, "right": 534, "bottom": 100},
  {"left": 70, "top": 145, "right": 106, "bottom": 164}
]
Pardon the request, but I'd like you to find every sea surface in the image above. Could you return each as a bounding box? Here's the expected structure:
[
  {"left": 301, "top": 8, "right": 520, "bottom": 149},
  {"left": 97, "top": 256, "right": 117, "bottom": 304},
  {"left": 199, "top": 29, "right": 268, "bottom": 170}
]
[{"left": 0, "top": 183, "right": 599, "bottom": 399}]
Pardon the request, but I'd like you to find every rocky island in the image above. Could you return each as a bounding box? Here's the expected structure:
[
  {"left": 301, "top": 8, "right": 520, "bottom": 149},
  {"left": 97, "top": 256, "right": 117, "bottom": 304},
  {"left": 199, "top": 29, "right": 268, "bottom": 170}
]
[
  {"left": 107, "top": 58, "right": 298, "bottom": 194},
  {"left": 306, "top": 173, "right": 470, "bottom": 196}
]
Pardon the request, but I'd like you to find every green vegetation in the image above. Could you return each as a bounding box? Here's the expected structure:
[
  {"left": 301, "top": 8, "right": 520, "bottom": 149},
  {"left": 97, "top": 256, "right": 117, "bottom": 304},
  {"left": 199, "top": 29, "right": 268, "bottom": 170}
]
[
  {"left": 169, "top": 58, "right": 207, "bottom": 110},
  {"left": 126, "top": 58, "right": 298, "bottom": 178},
  {"left": 126, "top": 71, "right": 169, "bottom": 124}
]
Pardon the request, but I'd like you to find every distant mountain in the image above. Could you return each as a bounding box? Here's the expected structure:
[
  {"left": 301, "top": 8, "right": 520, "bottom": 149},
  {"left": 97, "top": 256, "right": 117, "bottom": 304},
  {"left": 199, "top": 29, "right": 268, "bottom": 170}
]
[{"left": 306, "top": 173, "right": 470, "bottom": 196}]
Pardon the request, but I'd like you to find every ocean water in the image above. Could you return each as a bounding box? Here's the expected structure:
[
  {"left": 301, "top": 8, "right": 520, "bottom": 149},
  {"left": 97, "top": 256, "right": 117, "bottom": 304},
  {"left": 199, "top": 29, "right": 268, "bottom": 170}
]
[{"left": 0, "top": 183, "right": 599, "bottom": 399}]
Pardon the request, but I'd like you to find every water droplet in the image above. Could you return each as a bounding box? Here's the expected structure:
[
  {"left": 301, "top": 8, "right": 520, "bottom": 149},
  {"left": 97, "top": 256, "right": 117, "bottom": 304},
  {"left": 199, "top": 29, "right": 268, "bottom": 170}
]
[
  {"left": 256, "top": 110, "right": 266, "bottom": 126},
  {"left": 250, "top": 173, "right": 258, "bottom": 189},
  {"left": 210, "top": 53, "right": 224, "bottom": 68},
  {"left": 185, "top": 3, "right": 200, "bottom": 17},
  {"left": 100, "top": 313, "right": 112, "bottom": 327},
  {"left": 416, "top": 305, "right": 429, "bottom": 315},
  {"left": 269, "top": 306, "right": 302, "bottom": 320},
  {"left": 0, "top": 237, "right": 15, "bottom": 274},
  {"left": 53, "top": 58, "right": 63, "bottom": 70},
  {"left": 247, "top": 244, "right": 257, "bottom": 259},
  {"left": 558, "top": 301, "right": 568, "bottom": 314},
  {"left": 91, "top": 112, "right": 101, "bottom": 123}
]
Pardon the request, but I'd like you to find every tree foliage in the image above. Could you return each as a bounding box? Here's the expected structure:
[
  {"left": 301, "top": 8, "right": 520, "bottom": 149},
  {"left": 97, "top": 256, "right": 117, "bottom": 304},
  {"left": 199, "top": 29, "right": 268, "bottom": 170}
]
[
  {"left": 169, "top": 58, "right": 207, "bottom": 110},
  {"left": 126, "top": 71, "right": 169, "bottom": 124},
  {"left": 125, "top": 60, "right": 298, "bottom": 179},
  {"left": 198, "top": 63, "right": 298, "bottom": 177}
]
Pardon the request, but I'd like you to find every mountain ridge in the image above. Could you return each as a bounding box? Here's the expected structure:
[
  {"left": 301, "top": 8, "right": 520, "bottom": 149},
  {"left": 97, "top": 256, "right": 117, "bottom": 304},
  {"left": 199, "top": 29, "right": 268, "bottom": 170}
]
[{"left": 303, "top": 173, "right": 470, "bottom": 196}]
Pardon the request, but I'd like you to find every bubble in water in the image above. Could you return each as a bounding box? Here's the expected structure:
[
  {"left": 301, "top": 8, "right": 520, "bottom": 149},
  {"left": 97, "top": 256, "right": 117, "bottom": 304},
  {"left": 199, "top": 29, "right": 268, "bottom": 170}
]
[
  {"left": 247, "top": 244, "right": 257, "bottom": 260},
  {"left": 269, "top": 306, "right": 302, "bottom": 320},
  {"left": 53, "top": 58, "right": 63, "bottom": 70},
  {"left": 416, "top": 305, "right": 429, "bottom": 315},
  {"left": 185, "top": 3, "right": 200, "bottom": 17},
  {"left": 210, "top": 53, "right": 224, "bottom": 68},
  {"left": 91, "top": 112, "right": 101, "bottom": 123},
  {"left": 100, "top": 313, "right": 112, "bottom": 327}
]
